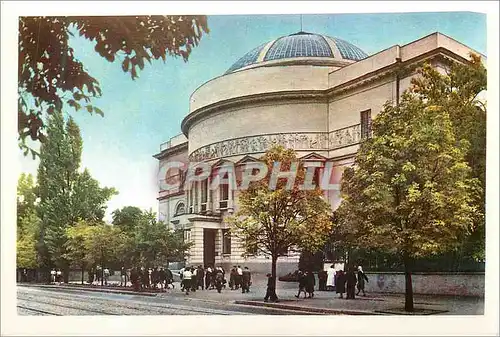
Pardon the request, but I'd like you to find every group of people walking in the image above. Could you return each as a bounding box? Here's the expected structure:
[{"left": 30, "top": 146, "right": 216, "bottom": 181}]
[
  {"left": 317, "top": 265, "right": 369, "bottom": 299},
  {"left": 129, "top": 266, "right": 174, "bottom": 291},
  {"left": 180, "top": 265, "right": 252, "bottom": 295}
]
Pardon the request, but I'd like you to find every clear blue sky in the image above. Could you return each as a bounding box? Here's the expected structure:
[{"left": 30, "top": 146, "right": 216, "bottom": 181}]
[{"left": 19, "top": 12, "right": 487, "bottom": 221}]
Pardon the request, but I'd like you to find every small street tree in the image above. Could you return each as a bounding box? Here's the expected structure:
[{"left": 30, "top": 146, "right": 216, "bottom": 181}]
[
  {"left": 228, "top": 146, "right": 332, "bottom": 300},
  {"left": 336, "top": 71, "right": 481, "bottom": 311},
  {"left": 64, "top": 220, "right": 94, "bottom": 284},
  {"left": 133, "top": 211, "right": 192, "bottom": 267}
]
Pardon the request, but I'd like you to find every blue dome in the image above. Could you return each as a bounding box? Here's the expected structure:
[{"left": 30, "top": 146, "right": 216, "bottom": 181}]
[{"left": 226, "top": 32, "right": 368, "bottom": 74}]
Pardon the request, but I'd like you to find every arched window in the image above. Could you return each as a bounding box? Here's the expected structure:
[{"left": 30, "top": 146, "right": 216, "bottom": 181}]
[{"left": 175, "top": 202, "right": 185, "bottom": 216}]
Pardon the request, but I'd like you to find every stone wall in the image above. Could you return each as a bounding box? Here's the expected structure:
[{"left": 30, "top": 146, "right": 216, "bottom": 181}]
[{"left": 365, "top": 272, "right": 484, "bottom": 297}]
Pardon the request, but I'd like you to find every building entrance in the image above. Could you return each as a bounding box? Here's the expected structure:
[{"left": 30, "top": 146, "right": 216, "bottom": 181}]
[{"left": 203, "top": 229, "right": 216, "bottom": 267}]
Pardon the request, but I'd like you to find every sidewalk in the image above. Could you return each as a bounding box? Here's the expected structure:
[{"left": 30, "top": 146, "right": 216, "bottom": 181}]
[{"left": 58, "top": 277, "right": 484, "bottom": 315}]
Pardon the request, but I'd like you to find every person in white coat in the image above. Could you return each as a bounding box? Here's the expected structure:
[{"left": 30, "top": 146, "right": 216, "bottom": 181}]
[{"left": 326, "top": 265, "right": 336, "bottom": 291}]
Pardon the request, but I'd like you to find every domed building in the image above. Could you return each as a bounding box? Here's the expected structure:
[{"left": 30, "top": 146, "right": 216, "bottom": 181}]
[{"left": 154, "top": 31, "right": 484, "bottom": 274}]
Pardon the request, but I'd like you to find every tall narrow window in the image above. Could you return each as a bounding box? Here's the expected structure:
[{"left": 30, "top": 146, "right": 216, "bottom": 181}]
[
  {"left": 361, "top": 109, "right": 372, "bottom": 139},
  {"left": 219, "top": 172, "right": 229, "bottom": 209},
  {"left": 222, "top": 229, "right": 231, "bottom": 255},
  {"left": 201, "top": 179, "right": 208, "bottom": 212}
]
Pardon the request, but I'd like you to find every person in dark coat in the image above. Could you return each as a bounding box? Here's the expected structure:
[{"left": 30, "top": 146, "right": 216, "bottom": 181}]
[
  {"left": 229, "top": 266, "right": 237, "bottom": 290},
  {"left": 151, "top": 267, "right": 159, "bottom": 289},
  {"left": 205, "top": 266, "right": 212, "bottom": 290},
  {"left": 335, "top": 270, "right": 346, "bottom": 298},
  {"left": 130, "top": 268, "right": 140, "bottom": 292},
  {"left": 305, "top": 270, "right": 316, "bottom": 298},
  {"left": 295, "top": 269, "right": 307, "bottom": 299},
  {"left": 318, "top": 270, "right": 328, "bottom": 291},
  {"left": 356, "top": 265, "right": 369, "bottom": 296},
  {"left": 165, "top": 268, "right": 174, "bottom": 289},
  {"left": 346, "top": 267, "right": 357, "bottom": 299},
  {"left": 158, "top": 267, "right": 166, "bottom": 291},
  {"left": 214, "top": 268, "right": 224, "bottom": 293},
  {"left": 197, "top": 265, "right": 205, "bottom": 290},
  {"left": 241, "top": 267, "right": 252, "bottom": 293},
  {"left": 264, "top": 273, "right": 278, "bottom": 302}
]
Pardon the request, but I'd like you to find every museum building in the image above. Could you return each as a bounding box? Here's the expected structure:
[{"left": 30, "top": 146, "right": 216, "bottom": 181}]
[{"left": 154, "top": 31, "right": 484, "bottom": 274}]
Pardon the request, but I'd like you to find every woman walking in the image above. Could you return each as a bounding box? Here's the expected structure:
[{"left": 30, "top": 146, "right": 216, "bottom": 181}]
[{"left": 356, "top": 265, "right": 369, "bottom": 296}]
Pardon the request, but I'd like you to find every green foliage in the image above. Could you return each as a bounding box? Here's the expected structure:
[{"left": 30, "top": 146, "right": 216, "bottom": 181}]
[
  {"left": 18, "top": 16, "right": 209, "bottom": 153},
  {"left": 335, "top": 55, "right": 485, "bottom": 311},
  {"left": 62, "top": 210, "right": 191, "bottom": 269},
  {"left": 228, "top": 145, "right": 332, "bottom": 282},
  {"left": 112, "top": 206, "right": 144, "bottom": 233},
  {"left": 410, "top": 55, "right": 486, "bottom": 260},
  {"left": 36, "top": 110, "right": 116, "bottom": 269},
  {"left": 131, "top": 211, "right": 193, "bottom": 267}
]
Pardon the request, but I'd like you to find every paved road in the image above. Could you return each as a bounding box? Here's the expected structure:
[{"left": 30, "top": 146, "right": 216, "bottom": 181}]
[{"left": 17, "top": 286, "right": 316, "bottom": 316}]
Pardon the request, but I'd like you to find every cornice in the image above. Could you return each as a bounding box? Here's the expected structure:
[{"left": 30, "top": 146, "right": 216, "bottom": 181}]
[{"left": 153, "top": 142, "right": 188, "bottom": 160}]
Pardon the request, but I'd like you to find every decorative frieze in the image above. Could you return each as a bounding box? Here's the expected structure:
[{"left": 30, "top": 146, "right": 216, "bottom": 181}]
[{"left": 189, "top": 124, "right": 361, "bottom": 161}]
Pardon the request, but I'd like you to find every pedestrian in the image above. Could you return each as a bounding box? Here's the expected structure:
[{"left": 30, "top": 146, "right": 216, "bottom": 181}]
[
  {"left": 326, "top": 264, "right": 336, "bottom": 291},
  {"left": 197, "top": 265, "right": 205, "bottom": 290},
  {"left": 241, "top": 267, "right": 251, "bottom": 293},
  {"left": 229, "top": 266, "right": 236, "bottom": 290},
  {"left": 165, "top": 267, "right": 174, "bottom": 289},
  {"left": 295, "top": 269, "right": 307, "bottom": 299},
  {"left": 264, "top": 273, "right": 278, "bottom": 303},
  {"left": 130, "top": 267, "right": 140, "bottom": 291},
  {"left": 182, "top": 267, "right": 192, "bottom": 295},
  {"left": 205, "top": 266, "right": 212, "bottom": 290},
  {"left": 346, "top": 267, "right": 357, "bottom": 299},
  {"left": 179, "top": 266, "right": 185, "bottom": 291},
  {"left": 158, "top": 267, "right": 166, "bottom": 291},
  {"left": 356, "top": 265, "right": 369, "bottom": 296},
  {"left": 96, "top": 265, "right": 102, "bottom": 284},
  {"left": 140, "top": 267, "right": 149, "bottom": 289},
  {"left": 335, "top": 270, "right": 346, "bottom": 299},
  {"left": 236, "top": 265, "right": 243, "bottom": 290},
  {"left": 190, "top": 267, "right": 197, "bottom": 292},
  {"left": 103, "top": 267, "right": 110, "bottom": 286},
  {"left": 214, "top": 268, "right": 224, "bottom": 293},
  {"left": 305, "top": 270, "right": 315, "bottom": 298},
  {"left": 318, "top": 269, "right": 327, "bottom": 291},
  {"left": 50, "top": 269, "right": 56, "bottom": 284},
  {"left": 120, "top": 267, "right": 127, "bottom": 287},
  {"left": 56, "top": 269, "right": 62, "bottom": 285}
]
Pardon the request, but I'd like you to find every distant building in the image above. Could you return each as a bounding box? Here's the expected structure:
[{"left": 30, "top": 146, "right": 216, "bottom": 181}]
[{"left": 154, "top": 31, "right": 484, "bottom": 274}]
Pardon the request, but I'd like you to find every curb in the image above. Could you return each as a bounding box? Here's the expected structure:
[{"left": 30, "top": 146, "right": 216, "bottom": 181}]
[
  {"left": 19, "top": 284, "right": 158, "bottom": 297},
  {"left": 234, "top": 300, "right": 383, "bottom": 315}
]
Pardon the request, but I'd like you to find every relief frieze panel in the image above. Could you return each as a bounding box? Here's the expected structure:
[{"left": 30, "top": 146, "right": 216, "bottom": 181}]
[{"left": 189, "top": 124, "right": 362, "bottom": 161}]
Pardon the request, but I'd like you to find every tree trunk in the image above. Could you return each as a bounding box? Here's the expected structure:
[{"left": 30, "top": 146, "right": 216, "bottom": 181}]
[
  {"left": 271, "top": 254, "right": 278, "bottom": 300},
  {"left": 403, "top": 253, "right": 414, "bottom": 312},
  {"left": 81, "top": 266, "right": 84, "bottom": 285}
]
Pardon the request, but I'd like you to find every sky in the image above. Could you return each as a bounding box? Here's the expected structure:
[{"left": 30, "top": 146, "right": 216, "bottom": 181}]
[{"left": 18, "top": 12, "right": 487, "bottom": 221}]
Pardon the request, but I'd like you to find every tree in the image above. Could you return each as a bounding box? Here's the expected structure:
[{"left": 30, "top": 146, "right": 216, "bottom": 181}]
[
  {"left": 17, "top": 173, "right": 38, "bottom": 222},
  {"left": 411, "top": 55, "right": 486, "bottom": 261},
  {"left": 18, "top": 15, "right": 209, "bottom": 155},
  {"left": 112, "top": 206, "right": 144, "bottom": 233},
  {"left": 17, "top": 173, "right": 41, "bottom": 271},
  {"left": 227, "top": 146, "right": 332, "bottom": 299},
  {"left": 133, "top": 211, "right": 192, "bottom": 267},
  {"left": 83, "top": 224, "right": 128, "bottom": 285},
  {"left": 64, "top": 220, "right": 94, "bottom": 284},
  {"left": 36, "top": 110, "right": 116, "bottom": 277},
  {"left": 336, "top": 81, "right": 480, "bottom": 311}
]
